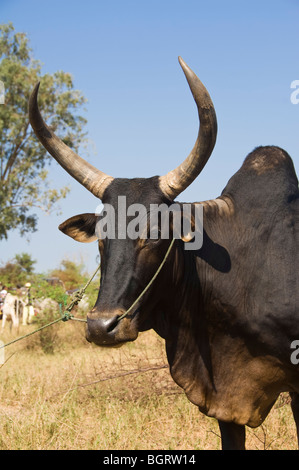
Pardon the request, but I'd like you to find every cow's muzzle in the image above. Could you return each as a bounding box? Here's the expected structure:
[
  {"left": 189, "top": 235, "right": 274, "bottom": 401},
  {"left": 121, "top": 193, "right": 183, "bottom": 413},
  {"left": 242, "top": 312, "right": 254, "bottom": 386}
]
[{"left": 86, "top": 311, "right": 138, "bottom": 346}]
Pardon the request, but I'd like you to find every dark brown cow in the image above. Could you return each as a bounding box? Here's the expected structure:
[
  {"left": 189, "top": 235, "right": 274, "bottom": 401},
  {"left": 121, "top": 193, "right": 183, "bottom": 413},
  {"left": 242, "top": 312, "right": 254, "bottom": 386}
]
[{"left": 29, "top": 58, "right": 299, "bottom": 450}]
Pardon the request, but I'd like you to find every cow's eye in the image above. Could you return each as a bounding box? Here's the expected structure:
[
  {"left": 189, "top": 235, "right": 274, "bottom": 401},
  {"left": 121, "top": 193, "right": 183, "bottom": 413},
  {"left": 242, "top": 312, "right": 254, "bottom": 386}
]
[
  {"left": 138, "top": 226, "right": 162, "bottom": 249},
  {"left": 146, "top": 225, "right": 162, "bottom": 242},
  {"left": 147, "top": 236, "right": 161, "bottom": 244}
]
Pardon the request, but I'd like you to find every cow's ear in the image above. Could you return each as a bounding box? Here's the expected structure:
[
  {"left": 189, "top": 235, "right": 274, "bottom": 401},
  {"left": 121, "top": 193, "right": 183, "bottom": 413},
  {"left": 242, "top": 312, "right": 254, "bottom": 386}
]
[{"left": 59, "top": 213, "right": 98, "bottom": 243}]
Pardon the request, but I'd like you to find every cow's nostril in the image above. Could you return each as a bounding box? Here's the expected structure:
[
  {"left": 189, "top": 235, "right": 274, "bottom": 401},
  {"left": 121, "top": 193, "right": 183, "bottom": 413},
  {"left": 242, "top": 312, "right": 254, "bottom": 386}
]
[
  {"left": 106, "top": 315, "right": 119, "bottom": 333},
  {"left": 86, "top": 311, "right": 138, "bottom": 346},
  {"left": 86, "top": 314, "right": 120, "bottom": 345}
]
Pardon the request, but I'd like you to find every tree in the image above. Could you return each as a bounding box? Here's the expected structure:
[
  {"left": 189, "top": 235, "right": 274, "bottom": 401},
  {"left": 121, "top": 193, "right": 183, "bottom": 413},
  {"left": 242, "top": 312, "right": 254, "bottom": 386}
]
[
  {"left": 14, "top": 252, "right": 36, "bottom": 275},
  {"left": 0, "top": 23, "right": 88, "bottom": 239},
  {"left": 0, "top": 252, "right": 36, "bottom": 287},
  {"left": 50, "top": 258, "right": 89, "bottom": 292},
  {"left": 50, "top": 257, "right": 100, "bottom": 311}
]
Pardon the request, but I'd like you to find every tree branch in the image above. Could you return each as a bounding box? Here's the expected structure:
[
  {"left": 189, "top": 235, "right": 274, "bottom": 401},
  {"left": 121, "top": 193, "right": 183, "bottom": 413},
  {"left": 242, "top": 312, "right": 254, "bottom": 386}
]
[
  {"left": 46, "top": 364, "right": 169, "bottom": 400},
  {"left": 2, "top": 121, "right": 30, "bottom": 181}
]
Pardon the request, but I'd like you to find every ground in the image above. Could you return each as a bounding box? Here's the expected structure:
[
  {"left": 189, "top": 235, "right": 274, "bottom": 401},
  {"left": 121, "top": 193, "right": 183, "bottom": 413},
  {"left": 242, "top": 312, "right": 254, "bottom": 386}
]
[{"left": 0, "top": 321, "right": 297, "bottom": 450}]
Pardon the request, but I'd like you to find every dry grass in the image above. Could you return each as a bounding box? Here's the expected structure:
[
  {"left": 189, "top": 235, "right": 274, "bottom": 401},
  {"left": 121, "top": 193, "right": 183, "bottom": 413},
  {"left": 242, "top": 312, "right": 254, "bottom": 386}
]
[{"left": 0, "top": 321, "right": 297, "bottom": 450}]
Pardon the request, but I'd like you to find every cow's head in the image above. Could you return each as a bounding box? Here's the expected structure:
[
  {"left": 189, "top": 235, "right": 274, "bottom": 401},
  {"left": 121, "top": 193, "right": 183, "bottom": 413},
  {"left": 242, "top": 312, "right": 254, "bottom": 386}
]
[{"left": 29, "top": 57, "right": 217, "bottom": 347}]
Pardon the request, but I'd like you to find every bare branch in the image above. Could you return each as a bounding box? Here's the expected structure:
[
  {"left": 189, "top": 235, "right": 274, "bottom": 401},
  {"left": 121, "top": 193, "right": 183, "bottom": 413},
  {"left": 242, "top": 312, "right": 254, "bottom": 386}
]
[{"left": 46, "top": 364, "right": 169, "bottom": 400}]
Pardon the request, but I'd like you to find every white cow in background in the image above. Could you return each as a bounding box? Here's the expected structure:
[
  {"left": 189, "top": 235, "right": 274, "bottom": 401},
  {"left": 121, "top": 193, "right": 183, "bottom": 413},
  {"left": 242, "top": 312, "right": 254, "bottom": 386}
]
[
  {"left": 33, "top": 298, "right": 59, "bottom": 317},
  {"left": 1, "top": 293, "right": 24, "bottom": 332},
  {"left": 77, "top": 294, "right": 90, "bottom": 314}
]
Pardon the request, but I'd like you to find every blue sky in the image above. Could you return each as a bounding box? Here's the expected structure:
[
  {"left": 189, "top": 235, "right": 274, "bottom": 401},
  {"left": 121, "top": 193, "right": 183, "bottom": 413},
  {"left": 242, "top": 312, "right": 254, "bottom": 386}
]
[{"left": 1, "top": 0, "right": 299, "bottom": 274}]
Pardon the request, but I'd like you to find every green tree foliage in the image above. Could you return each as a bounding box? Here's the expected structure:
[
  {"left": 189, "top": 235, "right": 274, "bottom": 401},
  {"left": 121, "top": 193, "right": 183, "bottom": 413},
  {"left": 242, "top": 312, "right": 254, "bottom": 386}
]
[
  {"left": 0, "top": 252, "right": 99, "bottom": 311},
  {"left": 0, "top": 251, "right": 36, "bottom": 287},
  {"left": 31, "top": 277, "right": 67, "bottom": 306},
  {"left": 14, "top": 252, "right": 36, "bottom": 275},
  {"left": 50, "top": 258, "right": 100, "bottom": 310},
  {"left": 50, "top": 259, "right": 89, "bottom": 292},
  {"left": 0, "top": 22, "right": 88, "bottom": 239}
]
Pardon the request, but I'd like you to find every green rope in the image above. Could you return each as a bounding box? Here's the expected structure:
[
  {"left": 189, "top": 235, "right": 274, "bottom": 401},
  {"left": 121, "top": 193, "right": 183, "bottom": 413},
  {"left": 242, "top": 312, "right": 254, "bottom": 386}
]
[
  {"left": 0, "top": 262, "right": 101, "bottom": 350},
  {"left": 117, "top": 238, "right": 175, "bottom": 321},
  {"left": 0, "top": 316, "right": 69, "bottom": 350},
  {"left": 0, "top": 238, "right": 175, "bottom": 350}
]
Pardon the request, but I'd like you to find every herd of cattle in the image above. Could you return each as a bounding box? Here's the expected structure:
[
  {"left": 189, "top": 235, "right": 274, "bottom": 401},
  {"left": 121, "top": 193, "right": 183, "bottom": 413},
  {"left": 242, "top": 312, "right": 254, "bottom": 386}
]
[
  {"left": 0, "top": 289, "right": 90, "bottom": 333},
  {"left": 0, "top": 291, "right": 57, "bottom": 332}
]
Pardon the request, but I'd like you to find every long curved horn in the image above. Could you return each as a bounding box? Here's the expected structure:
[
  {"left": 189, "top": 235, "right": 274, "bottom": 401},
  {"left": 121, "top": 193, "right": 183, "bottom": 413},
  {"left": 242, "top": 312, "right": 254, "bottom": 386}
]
[
  {"left": 159, "top": 57, "right": 217, "bottom": 200},
  {"left": 28, "top": 83, "right": 114, "bottom": 199}
]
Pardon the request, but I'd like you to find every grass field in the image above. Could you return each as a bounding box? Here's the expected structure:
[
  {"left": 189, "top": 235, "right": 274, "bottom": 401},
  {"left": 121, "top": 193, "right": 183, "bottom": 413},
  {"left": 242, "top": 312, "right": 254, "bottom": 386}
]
[{"left": 0, "top": 319, "right": 297, "bottom": 450}]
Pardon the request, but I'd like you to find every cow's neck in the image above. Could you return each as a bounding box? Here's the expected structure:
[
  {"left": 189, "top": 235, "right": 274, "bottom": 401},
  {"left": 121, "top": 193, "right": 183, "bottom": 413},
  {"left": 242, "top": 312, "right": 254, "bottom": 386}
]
[
  {"left": 151, "top": 195, "right": 235, "bottom": 335},
  {"left": 150, "top": 195, "right": 237, "bottom": 406}
]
